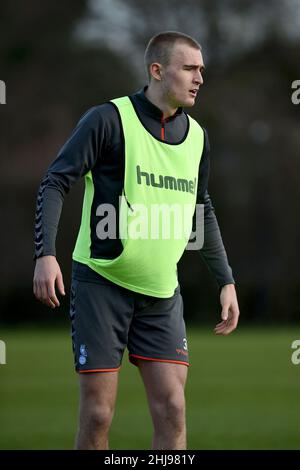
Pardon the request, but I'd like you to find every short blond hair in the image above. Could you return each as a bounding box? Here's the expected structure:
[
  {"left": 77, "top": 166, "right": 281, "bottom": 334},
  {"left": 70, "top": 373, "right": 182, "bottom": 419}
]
[{"left": 144, "top": 31, "right": 202, "bottom": 82}]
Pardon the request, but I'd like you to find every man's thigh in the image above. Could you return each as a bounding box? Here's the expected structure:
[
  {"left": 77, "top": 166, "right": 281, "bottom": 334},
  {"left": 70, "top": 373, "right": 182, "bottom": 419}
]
[
  {"left": 78, "top": 371, "right": 119, "bottom": 411},
  {"left": 136, "top": 360, "right": 188, "bottom": 423},
  {"left": 137, "top": 360, "right": 188, "bottom": 397}
]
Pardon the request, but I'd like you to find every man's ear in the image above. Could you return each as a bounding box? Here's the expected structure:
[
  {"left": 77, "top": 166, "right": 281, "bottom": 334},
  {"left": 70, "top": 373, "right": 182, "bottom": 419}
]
[{"left": 150, "top": 63, "right": 162, "bottom": 81}]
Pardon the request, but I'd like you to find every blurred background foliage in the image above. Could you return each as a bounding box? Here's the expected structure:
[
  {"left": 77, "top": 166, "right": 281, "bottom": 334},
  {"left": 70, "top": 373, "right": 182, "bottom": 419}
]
[{"left": 0, "top": 0, "right": 300, "bottom": 324}]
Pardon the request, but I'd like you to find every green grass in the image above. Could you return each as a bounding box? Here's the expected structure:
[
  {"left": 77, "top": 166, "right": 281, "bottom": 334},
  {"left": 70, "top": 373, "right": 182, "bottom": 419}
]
[{"left": 0, "top": 326, "right": 299, "bottom": 449}]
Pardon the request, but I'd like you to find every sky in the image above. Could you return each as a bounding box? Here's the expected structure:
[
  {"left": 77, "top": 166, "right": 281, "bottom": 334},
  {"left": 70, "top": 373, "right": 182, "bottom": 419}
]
[{"left": 74, "top": 0, "right": 300, "bottom": 76}]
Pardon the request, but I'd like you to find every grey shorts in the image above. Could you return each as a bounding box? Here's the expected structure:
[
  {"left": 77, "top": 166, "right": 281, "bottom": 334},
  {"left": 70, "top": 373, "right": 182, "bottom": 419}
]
[{"left": 69, "top": 273, "right": 189, "bottom": 373}]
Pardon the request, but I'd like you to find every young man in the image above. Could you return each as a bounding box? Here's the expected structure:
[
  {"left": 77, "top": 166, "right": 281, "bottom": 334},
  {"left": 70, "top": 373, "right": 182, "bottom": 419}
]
[{"left": 33, "top": 31, "right": 240, "bottom": 450}]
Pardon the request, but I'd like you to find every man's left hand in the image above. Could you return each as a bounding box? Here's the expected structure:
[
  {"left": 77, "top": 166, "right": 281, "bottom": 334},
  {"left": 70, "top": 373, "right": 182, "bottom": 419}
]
[{"left": 214, "top": 283, "right": 240, "bottom": 335}]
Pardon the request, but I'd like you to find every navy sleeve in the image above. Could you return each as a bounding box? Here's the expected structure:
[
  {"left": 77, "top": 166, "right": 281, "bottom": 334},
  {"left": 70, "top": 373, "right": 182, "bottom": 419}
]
[
  {"left": 196, "top": 129, "right": 235, "bottom": 288},
  {"left": 34, "top": 105, "right": 109, "bottom": 259}
]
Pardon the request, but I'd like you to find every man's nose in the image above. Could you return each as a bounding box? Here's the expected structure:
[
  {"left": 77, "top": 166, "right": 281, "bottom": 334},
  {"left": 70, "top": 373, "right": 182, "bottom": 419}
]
[
  {"left": 194, "top": 71, "right": 203, "bottom": 86},
  {"left": 194, "top": 70, "right": 203, "bottom": 86}
]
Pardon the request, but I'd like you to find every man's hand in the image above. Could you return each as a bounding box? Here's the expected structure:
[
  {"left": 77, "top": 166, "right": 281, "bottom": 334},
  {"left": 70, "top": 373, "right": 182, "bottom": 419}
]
[
  {"left": 33, "top": 255, "right": 65, "bottom": 308},
  {"left": 214, "top": 283, "right": 240, "bottom": 335}
]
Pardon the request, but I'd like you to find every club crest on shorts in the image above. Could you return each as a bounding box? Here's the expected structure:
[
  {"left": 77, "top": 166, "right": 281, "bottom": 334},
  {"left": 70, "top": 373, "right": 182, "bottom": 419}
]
[{"left": 79, "top": 344, "right": 88, "bottom": 365}]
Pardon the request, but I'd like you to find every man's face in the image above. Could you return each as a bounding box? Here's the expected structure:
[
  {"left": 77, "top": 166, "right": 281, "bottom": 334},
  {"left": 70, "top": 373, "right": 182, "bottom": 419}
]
[{"left": 160, "top": 43, "right": 205, "bottom": 108}]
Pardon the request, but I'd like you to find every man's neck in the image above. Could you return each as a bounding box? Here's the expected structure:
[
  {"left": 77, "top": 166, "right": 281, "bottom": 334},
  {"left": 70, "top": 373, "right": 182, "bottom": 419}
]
[{"left": 144, "top": 85, "right": 178, "bottom": 119}]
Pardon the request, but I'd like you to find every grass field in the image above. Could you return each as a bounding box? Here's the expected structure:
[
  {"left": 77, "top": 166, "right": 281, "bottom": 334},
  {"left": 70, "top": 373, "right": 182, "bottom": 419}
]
[{"left": 0, "top": 325, "right": 299, "bottom": 449}]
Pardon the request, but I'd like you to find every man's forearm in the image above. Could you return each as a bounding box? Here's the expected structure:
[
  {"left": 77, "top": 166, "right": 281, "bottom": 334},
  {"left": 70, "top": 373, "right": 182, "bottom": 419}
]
[
  {"left": 199, "top": 203, "right": 235, "bottom": 289},
  {"left": 34, "top": 184, "right": 64, "bottom": 259}
]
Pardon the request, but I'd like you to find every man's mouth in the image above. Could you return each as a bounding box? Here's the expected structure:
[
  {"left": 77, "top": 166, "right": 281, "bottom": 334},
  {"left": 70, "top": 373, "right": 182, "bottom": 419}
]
[{"left": 189, "top": 89, "right": 198, "bottom": 97}]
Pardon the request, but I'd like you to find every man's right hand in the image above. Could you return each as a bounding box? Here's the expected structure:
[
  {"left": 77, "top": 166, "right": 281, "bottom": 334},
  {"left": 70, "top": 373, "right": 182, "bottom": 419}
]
[{"left": 33, "top": 255, "right": 65, "bottom": 308}]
